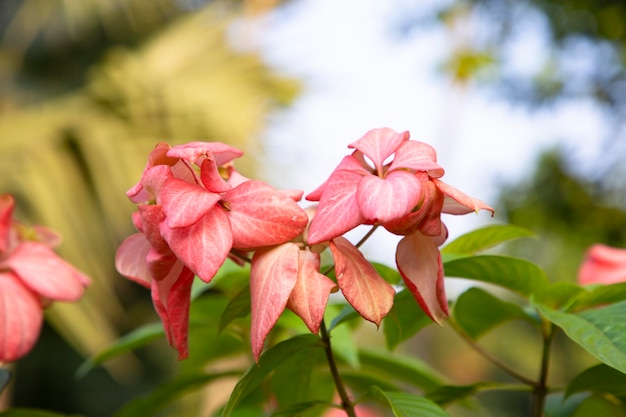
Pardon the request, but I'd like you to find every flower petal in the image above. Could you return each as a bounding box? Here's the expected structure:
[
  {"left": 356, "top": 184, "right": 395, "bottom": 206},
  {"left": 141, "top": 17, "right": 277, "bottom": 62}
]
[
  {"left": 200, "top": 158, "right": 231, "bottom": 193},
  {"left": 115, "top": 233, "right": 152, "bottom": 288},
  {"left": 225, "top": 181, "right": 308, "bottom": 249},
  {"left": 578, "top": 244, "right": 626, "bottom": 285},
  {"left": 160, "top": 178, "right": 220, "bottom": 228},
  {"left": 250, "top": 243, "right": 300, "bottom": 361},
  {"left": 5, "top": 242, "right": 90, "bottom": 301},
  {"left": 0, "top": 272, "right": 43, "bottom": 362},
  {"left": 389, "top": 140, "right": 444, "bottom": 178},
  {"left": 348, "top": 128, "right": 409, "bottom": 175},
  {"left": 161, "top": 206, "right": 232, "bottom": 283},
  {"left": 396, "top": 232, "right": 448, "bottom": 323},
  {"left": 307, "top": 169, "right": 367, "bottom": 245},
  {"left": 356, "top": 170, "right": 423, "bottom": 223},
  {"left": 287, "top": 249, "right": 337, "bottom": 334},
  {"left": 306, "top": 155, "right": 368, "bottom": 201},
  {"left": 330, "top": 237, "right": 395, "bottom": 325},
  {"left": 0, "top": 194, "right": 14, "bottom": 253},
  {"left": 434, "top": 179, "right": 494, "bottom": 216},
  {"left": 382, "top": 180, "right": 443, "bottom": 236},
  {"left": 167, "top": 141, "right": 243, "bottom": 166}
]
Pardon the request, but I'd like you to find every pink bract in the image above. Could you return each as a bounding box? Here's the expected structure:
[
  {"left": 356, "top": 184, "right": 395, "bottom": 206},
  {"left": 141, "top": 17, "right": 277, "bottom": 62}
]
[
  {"left": 0, "top": 194, "right": 90, "bottom": 363},
  {"left": 578, "top": 244, "right": 626, "bottom": 285}
]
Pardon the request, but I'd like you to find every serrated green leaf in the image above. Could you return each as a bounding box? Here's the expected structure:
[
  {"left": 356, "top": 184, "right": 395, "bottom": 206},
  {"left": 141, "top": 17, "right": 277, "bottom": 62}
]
[
  {"left": 76, "top": 322, "right": 165, "bottom": 377},
  {"left": 222, "top": 334, "right": 323, "bottom": 417},
  {"left": 444, "top": 255, "right": 549, "bottom": 298},
  {"left": 425, "top": 383, "right": 488, "bottom": 407},
  {"left": 270, "top": 401, "right": 334, "bottom": 417},
  {"left": 535, "top": 301, "right": 626, "bottom": 374},
  {"left": 441, "top": 224, "right": 534, "bottom": 255},
  {"left": 571, "top": 282, "right": 626, "bottom": 311},
  {"left": 114, "top": 371, "right": 238, "bottom": 417},
  {"left": 453, "top": 287, "right": 536, "bottom": 339},
  {"left": 384, "top": 290, "right": 432, "bottom": 350},
  {"left": 566, "top": 364, "right": 626, "bottom": 398},
  {"left": 372, "top": 262, "right": 402, "bottom": 285},
  {"left": 219, "top": 284, "right": 251, "bottom": 333},
  {"left": 371, "top": 387, "right": 452, "bottom": 417},
  {"left": 359, "top": 350, "right": 445, "bottom": 391}
]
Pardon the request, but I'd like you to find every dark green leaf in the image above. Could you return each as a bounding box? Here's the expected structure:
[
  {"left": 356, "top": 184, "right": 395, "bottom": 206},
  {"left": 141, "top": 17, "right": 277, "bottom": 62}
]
[
  {"left": 441, "top": 224, "right": 534, "bottom": 255},
  {"left": 372, "top": 387, "right": 452, "bottom": 417},
  {"left": 271, "top": 349, "right": 322, "bottom": 406},
  {"left": 384, "top": 290, "right": 432, "bottom": 350},
  {"left": 219, "top": 284, "right": 251, "bottom": 333},
  {"left": 566, "top": 364, "right": 626, "bottom": 398},
  {"left": 359, "top": 350, "right": 445, "bottom": 392},
  {"left": 0, "top": 410, "right": 82, "bottom": 417},
  {"left": 270, "top": 401, "right": 334, "bottom": 417},
  {"left": 444, "top": 255, "right": 549, "bottom": 298},
  {"left": 221, "top": 334, "right": 323, "bottom": 417},
  {"left": 536, "top": 282, "right": 587, "bottom": 310},
  {"left": 453, "top": 287, "right": 536, "bottom": 339},
  {"left": 571, "top": 282, "right": 626, "bottom": 311},
  {"left": 535, "top": 301, "right": 626, "bottom": 374},
  {"left": 372, "top": 262, "right": 402, "bottom": 285},
  {"left": 0, "top": 368, "right": 11, "bottom": 394},
  {"left": 425, "top": 383, "right": 488, "bottom": 407},
  {"left": 114, "top": 372, "right": 239, "bottom": 417},
  {"left": 328, "top": 305, "right": 360, "bottom": 332},
  {"left": 76, "top": 322, "right": 164, "bottom": 377}
]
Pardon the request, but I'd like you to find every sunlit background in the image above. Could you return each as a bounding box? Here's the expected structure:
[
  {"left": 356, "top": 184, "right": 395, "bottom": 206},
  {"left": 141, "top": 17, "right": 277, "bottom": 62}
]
[{"left": 0, "top": 0, "right": 625, "bottom": 416}]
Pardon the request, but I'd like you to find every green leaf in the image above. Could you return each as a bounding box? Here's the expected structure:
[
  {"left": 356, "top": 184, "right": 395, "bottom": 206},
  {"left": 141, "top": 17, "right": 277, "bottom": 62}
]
[
  {"left": 341, "top": 371, "right": 400, "bottom": 393},
  {"left": 441, "top": 224, "right": 534, "bottom": 255},
  {"left": 372, "top": 387, "right": 452, "bottom": 417},
  {"left": 219, "top": 284, "right": 251, "bottom": 333},
  {"left": 566, "top": 364, "right": 626, "bottom": 398},
  {"left": 372, "top": 262, "right": 402, "bottom": 285},
  {"left": 571, "top": 282, "right": 626, "bottom": 311},
  {"left": 571, "top": 394, "right": 626, "bottom": 417},
  {"left": 359, "top": 350, "right": 445, "bottom": 392},
  {"left": 536, "top": 282, "right": 588, "bottom": 310},
  {"left": 270, "top": 401, "right": 334, "bottom": 417},
  {"left": 425, "top": 383, "right": 488, "bottom": 407},
  {"left": 453, "top": 287, "right": 536, "bottom": 339},
  {"left": 271, "top": 349, "right": 323, "bottom": 406},
  {"left": 0, "top": 411, "right": 83, "bottom": 417},
  {"left": 328, "top": 304, "right": 360, "bottom": 332},
  {"left": 444, "top": 255, "right": 549, "bottom": 298},
  {"left": 535, "top": 301, "right": 626, "bottom": 374},
  {"left": 114, "top": 372, "right": 238, "bottom": 417},
  {"left": 0, "top": 368, "right": 10, "bottom": 394},
  {"left": 221, "top": 334, "right": 323, "bottom": 417},
  {"left": 331, "top": 319, "right": 360, "bottom": 369},
  {"left": 76, "top": 322, "right": 165, "bottom": 377},
  {"left": 384, "top": 289, "right": 432, "bottom": 350}
]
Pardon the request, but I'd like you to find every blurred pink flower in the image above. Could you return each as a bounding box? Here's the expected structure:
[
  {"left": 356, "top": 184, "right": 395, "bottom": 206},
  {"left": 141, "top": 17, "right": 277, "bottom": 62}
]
[
  {"left": 578, "top": 244, "right": 626, "bottom": 285},
  {"left": 0, "top": 194, "right": 90, "bottom": 363}
]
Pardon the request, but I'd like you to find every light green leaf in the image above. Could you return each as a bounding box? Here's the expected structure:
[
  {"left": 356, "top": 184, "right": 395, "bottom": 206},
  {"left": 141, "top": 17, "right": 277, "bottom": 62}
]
[
  {"left": 566, "top": 364, "right": 626, "bottom": 398},
  {"left": 372, "top": 262, "right": 402, "bottom": 285},
  {"left": 453, "top": 287, "right": 536, "bottom": 339},
  {"left": 331, "top": 319, "right": 360, "bottom": 369},
  {"left": 384, "top": 289, "right": 432, "bottom": 350},
  {"left": 328, "top": 305, "right": 360, "bottom": 332},
  {"left": 441, "top": 224, "right": 534, "bottom": 255},
  {"left": 221, "top": 334, "right": 323, "bottom": 417},
  {"left": 76, "top": 322, "right": 165, "bottom": 377},
  {"left": 444, "top": 255, "right": 549, "bottom": 298},
  {"left": 219, "top": 284, "right": 251, "bottom": 333},
  {"left": 571, "top": 282, "right": 626, "bottom": 311},
  {"left": 536, "top": 282, "right": 587, "bottom": 310},
  {"left": 535, "top": 301, "right": 626, "bottom": 374},
  {"left": 372, "top": 387, "right": 452, "bottom": 417},
  {"left": 114, "top": 372, "right": 239, "bottom": 417}
]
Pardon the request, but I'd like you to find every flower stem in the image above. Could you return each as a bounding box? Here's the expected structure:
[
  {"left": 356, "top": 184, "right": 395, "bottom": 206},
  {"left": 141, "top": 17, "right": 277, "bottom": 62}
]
[
  {"left": 532, "top": 322, "right": 554, "bottom": 417},
  {"left": 355, "top": 225, "right": 379, "bottom": 249},
  {"left": 320, "top": 320, "right": 357, "bottom": 417}
]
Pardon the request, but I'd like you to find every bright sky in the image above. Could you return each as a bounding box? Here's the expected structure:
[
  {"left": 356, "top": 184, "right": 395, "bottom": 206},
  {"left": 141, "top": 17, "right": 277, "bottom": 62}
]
[{"left": 232, "top": 0, "right": 611, "bottom": 268}]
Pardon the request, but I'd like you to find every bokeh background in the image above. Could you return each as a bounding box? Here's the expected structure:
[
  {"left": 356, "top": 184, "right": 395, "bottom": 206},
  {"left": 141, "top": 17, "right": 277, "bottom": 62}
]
[{"left": 0, "top": 0, "right": 625, "bottom": 416}]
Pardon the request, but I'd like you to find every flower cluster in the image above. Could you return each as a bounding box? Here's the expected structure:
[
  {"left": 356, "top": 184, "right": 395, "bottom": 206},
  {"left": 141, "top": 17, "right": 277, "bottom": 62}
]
[
  {"left": 0, "top": 194, "right": 90, "bottom": 363},
  {"left": 116, "top": 129, "right": 494, "bottom": 360}
]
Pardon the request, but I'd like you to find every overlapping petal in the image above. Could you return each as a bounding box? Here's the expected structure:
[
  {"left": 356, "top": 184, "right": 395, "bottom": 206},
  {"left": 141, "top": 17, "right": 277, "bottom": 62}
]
[
  {"left": 396, "top": 232, "right": 448, "bottom": 324},
  {"left": 330, "top": 237, "right": 395, "bottom": 325},
  {"left": 115, "top": 233, "right": 152, "bottom": 288},
  {"left": 348, "top": 128, "right": 409, "bottom": 175},
  {"left": 356, "top": 170, "right": 423, "bottom": 223},
  {"left": 160, "top": 178, "right": 220, "bottom": 228},
  {"left": 389, "top": 140, "right": 444, "bottom": 178},
  {"left": 250, "top": 243, "right": 300, "bottom": 360},
  {"left": 434, "top": 179, "right": 494, "bottom": 216}
]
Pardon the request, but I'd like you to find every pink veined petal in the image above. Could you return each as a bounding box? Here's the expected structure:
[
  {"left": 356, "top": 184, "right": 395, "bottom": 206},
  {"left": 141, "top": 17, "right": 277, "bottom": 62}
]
[
  {"left": 146, "top": 248, "right": 180, "bottom": 282},
  {"left": 224, "top": 181, "right": 308, "bottom": 249},
  {"left": 382, "top": 180, "right": 442, "bottom": 236},
  {"left": 160, "top": 178, "right": 220, "bottom": 228},
  {"left": 0, "top": 272, "right": 43, "bottom": 362},
  {"left": 126, "top": 144, "right": 176, "bottom": 202},
  {"left": 161, "top": 206, "right": 232, "bottom": 283},
  {"left": 389, "top": 140, "right": 445, "bottom": 178},
  {"left": 5, "top": 242, "right": 90, "bottom": 302},
  {"left": 356, "top": 170, "right": 423, "bottom": 223},
  {"left": 200, "top": 158, "right": 231, "bottom": 193},
  {"left": 348, "top": 128, "right": 409, "bottom": 176},
  {"left": 306, "top": 155, "right": 369, "bottom": 201},
  {"left": 396, "top": 232, "right": 448, "bottom": 324},
  {"left": 167, "top": 141, "right": 243, "bottom": 166},
  {"left": 127, "top": 165, "right": 174, "bottom": 204},
  {"left": 330, "top": 237, "right": 395, "bottom": 326},
  {"left": 307, "top": 169, "right": 367, "bottom": 245},
  {"left": 434, "top": 179, "right": 495, "bottom": 216},
  {"left": 249, "top": 243, "right": 300, "bottom": 361},
  {"left": 287, "top": 249, "right": 337, "bottom": 334},
  {"left": 137, "top": 205, "right": 170, "bottom": 253},
  {"left": 578, "top": 244, "right": 626, "bottom": 285},
  {"left": 0, "top": 194, "right": 14, "bottom": 253},
  {"left": 150, "top": 262, "right": 195, "bottom": 360},
  {"left": 115, "top": 233, "right": 152, "bottom": 288}
]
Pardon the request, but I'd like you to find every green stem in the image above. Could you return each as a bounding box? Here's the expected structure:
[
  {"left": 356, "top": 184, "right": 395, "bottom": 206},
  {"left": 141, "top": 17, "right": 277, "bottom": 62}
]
[
  {"left": 320, "top": 320, "right": 357, "bottom": 417},
  {"left": 532, "top": 323, "right": 554, "bottom": 417}
]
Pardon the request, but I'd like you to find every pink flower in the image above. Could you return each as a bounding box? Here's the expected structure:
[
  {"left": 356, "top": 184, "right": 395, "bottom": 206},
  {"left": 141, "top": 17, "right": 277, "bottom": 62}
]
[
  {"left": 0, "top": 194, "right": 90, "bottom": 363},
  {"left": 578, "top": 244, "right": 626, "bottom": 285},
  {"left": 307, "top": 128, "right": 493, "bottom": 324},
  {"left": 116, "top": 142, "right": 309, "bottom": 359}
]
